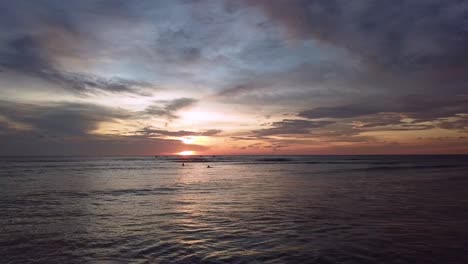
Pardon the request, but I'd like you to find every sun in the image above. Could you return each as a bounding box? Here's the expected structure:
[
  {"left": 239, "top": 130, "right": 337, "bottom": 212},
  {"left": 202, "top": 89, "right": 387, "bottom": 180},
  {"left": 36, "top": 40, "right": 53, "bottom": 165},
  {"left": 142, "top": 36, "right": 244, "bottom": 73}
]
[{"left": 177, "top": 150, "right": 195, "bottom": 156}]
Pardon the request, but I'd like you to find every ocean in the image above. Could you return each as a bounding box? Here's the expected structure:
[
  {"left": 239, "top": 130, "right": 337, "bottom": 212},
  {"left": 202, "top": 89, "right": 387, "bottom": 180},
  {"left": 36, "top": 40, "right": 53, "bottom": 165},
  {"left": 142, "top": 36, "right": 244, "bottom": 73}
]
[{"left": 1, "top": 155, "right": 468, "bottom": 263}]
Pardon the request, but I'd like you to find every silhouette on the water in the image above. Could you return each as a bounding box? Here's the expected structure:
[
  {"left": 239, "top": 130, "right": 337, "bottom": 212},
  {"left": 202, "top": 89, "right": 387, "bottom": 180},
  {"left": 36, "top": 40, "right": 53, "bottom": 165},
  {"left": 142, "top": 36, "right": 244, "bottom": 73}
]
[
  {"left": 207, "top": 165, "right": 212, "bottom": 168},
  {"left": 182, "top": 163, "right": 185, "bottom": 166}
]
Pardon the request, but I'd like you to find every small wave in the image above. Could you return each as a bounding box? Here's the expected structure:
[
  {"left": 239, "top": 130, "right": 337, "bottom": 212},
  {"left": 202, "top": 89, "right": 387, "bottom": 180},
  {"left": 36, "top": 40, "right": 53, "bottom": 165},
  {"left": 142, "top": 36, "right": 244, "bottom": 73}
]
[
  {"left": 349, "top": 164, "right": 468, "bottom": 172},
  {"left": 97, "top": 187, "right": 180, "bottom": 196},
  {"left": 255, "top": 158, "right": 294, "bottom": 162}
]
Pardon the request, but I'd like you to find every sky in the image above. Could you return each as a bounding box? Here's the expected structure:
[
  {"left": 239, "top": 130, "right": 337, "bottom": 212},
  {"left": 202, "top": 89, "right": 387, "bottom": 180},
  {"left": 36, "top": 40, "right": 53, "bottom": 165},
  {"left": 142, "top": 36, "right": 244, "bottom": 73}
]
[{"left": 0, "top": 0, "right": 468, "bottom": 155}]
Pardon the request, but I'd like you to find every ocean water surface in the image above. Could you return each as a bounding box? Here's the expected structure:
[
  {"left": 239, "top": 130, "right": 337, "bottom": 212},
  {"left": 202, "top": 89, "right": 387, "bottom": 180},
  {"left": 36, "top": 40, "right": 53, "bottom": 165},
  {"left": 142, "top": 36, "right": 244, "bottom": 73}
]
[{"left": 1, "top": 155, "right": 468, "bottom": 263}]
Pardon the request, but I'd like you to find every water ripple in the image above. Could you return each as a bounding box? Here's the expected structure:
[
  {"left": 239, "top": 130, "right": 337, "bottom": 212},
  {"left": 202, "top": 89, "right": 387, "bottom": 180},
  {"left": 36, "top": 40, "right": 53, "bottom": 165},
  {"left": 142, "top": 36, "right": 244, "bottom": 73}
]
[{"left": 1, "top": 156, "right": 468, "bottom": 263}]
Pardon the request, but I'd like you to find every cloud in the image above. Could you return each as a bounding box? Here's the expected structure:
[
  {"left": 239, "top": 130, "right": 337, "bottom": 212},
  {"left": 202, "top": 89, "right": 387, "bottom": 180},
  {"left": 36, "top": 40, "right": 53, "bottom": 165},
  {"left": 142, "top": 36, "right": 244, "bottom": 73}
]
[
  {"left": 217, "top": 84, "right": 256, "bottom": 97},
  {"left": 233, "top": 0, "right": 468, "bottom": 135},
  {"left": 352, "top": 113, "right": 404, "bottom": 128},
  {"left": 1, "top": 0, "right": 468, "bottom": 154},
  {"left": 200, "top": 129, "right": 223, "bottom": 136},
  {"left": 299, "top": 95, "right": 468, "bottom": 122},
  {"left": 0, "top": 100, "right": 210, "bottom": 155},
  {"left": 230, "top": 136, "right": 265, "bottom": 141},
  {"left": 253, "top": 119, "right": 334, "bottom": 136},
  {"left": 216, "top": 61, "right": 357, "bottom": 99},
  {"left": 247, "top": 0, "right": 468, "bottom": 76},
  {"left": 136, "top": 127, "right": 222, "bottom": 137},
  {"left": 0, "top": 133, "right": 208, "bottom": 156},
  {"left": 437, "top": 116, "right": 468, "bottom": 132},
  {"left": 0, "top": 35, "right": 151, "bottom": 95},
  {"left": 0, "top": 100, "right": 131, "bottom": 136},
  {"left": 299, "top": 104, "right": 382, "bottom": 119},
  {"left": 145, "top": 98, "right": 198, "bottom": 119}
]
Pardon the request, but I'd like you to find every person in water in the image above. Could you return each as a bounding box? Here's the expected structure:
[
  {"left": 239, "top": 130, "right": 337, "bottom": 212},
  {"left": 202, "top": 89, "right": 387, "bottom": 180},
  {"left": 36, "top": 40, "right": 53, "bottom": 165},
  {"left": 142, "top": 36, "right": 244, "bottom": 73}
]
[
  {"left": 207, "top": 165, "right": 211, "bottom": 168},
  {"left": 182, "top": 163, "right": 185, "bottom": 166}
]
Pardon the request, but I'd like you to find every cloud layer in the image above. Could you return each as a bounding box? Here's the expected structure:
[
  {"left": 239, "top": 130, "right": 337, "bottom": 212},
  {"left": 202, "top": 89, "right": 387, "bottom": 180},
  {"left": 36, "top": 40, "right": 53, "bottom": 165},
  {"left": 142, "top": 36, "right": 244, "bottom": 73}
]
[{"left": 0, "top": 0, "right": 467, "bottom": 154}]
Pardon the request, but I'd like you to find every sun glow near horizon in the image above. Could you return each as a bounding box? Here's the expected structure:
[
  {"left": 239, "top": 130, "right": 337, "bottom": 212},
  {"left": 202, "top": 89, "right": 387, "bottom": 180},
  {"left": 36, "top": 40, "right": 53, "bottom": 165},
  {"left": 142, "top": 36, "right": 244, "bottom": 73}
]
[{"left": 177, "top": 150, "right": 196, "bottom": 156}]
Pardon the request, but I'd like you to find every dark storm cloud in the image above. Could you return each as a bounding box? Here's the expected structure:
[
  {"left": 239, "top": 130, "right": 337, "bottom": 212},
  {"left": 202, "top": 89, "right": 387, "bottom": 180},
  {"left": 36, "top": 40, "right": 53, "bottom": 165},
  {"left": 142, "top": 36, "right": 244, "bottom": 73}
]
[
  {"left": 145, "top": 98, "right": 198, "bottom": 119},
  {"left": 253, "top": 119, "right": 334, "bottom": 136}
]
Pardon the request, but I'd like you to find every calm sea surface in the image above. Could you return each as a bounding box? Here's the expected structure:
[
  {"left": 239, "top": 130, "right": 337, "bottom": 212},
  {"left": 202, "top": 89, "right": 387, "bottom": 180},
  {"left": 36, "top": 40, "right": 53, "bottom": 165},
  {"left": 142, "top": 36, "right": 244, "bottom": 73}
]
[{"left": 1, "top": 155, "right": 468, "bottom": 263}]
